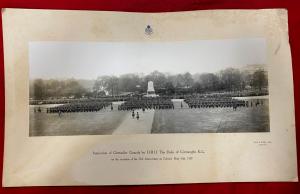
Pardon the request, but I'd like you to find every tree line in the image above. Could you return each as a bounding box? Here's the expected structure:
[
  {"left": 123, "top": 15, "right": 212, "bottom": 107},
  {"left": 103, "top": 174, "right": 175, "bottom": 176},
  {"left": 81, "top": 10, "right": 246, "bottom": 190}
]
[
  {"left": 30, "top": 79, "right": 87, "bottom": 100},
  {"left": 30, "top": 67, "right": 268, "bottom": 100},
  {"left": 92, "top": 68, "right": 268, "bottom": 96}
]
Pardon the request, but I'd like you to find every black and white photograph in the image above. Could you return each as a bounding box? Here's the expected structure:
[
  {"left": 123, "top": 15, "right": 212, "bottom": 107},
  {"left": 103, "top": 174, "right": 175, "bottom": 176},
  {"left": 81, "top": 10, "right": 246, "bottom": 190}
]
[
  {"left": 4, "top": 9, "right": 297, "bottom": 186},
  {"left": 29, "top": 38, "right": 269, "bottom": 136}
]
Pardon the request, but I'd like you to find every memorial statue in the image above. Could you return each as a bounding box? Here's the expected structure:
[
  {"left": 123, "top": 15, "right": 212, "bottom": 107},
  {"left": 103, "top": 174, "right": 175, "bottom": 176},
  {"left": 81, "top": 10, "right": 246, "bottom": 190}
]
[{"left": 145, "top": 81, "right": 158, "bottom": 97}]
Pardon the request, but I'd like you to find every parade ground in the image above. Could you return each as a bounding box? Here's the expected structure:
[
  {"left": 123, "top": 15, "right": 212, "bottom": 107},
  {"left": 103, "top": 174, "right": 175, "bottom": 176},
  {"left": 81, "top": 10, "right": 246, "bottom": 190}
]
[{"left": 29, "top": 99, "right": 269, "bottom": 136}]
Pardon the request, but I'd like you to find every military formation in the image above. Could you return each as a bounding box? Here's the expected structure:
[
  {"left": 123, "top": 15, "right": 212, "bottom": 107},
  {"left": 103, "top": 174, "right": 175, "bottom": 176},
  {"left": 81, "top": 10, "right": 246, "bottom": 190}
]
[
  {"left": 33, "top": 96, "right": 265, "bottom": 115},
  {"left": 47, "top": 101, "right": 112, "bottom": 113},
  {"left": 185, "top": 97, "right": 264, "bottom": 110},
  {"left": 118, "top": 98, "right": 174, "bottom": 111}
]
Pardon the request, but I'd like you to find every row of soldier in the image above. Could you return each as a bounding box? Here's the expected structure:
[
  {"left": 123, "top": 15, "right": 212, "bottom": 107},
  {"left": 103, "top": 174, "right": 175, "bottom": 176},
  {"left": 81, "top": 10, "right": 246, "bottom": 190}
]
[
  {"left": 118, "top": 98, "right": 174, "bottom": 111},
  {"left": 35, "top": 97, "right": 265, "bottom": 114},
  {"left": 47, "top": 101, "right": 112, "bottom": 113},
  {"left": 185, "top": 97, "right": 265, "bottom": 110}
]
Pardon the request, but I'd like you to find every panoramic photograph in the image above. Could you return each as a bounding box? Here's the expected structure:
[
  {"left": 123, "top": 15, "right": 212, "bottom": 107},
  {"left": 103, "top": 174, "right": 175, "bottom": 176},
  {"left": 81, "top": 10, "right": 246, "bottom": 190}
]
[{"left": 29, "top": 39, "right": 269, "bottom": 136}]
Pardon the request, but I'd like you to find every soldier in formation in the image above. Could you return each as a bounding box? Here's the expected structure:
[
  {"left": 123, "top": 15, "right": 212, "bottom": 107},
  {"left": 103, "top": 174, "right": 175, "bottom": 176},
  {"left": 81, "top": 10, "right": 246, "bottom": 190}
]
[
  {"left": 184, "top": 97, "right": 265, "bottom": 110},
  {"left": 118, "top": 98, "right": 174, "bottom": 111},
  {"left": 47, "top": 101, "right": 111, "bottom": 113}
]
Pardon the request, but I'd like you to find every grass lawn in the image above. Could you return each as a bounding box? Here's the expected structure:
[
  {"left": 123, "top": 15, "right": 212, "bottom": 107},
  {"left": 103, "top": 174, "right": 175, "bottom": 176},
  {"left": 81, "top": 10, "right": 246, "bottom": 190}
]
[
  {"left": 30, "top": 100, "right": 269, "bottom": 136},
  {"left": 151, "top": 103, "right": 269, "bottom": 133},
  {"left": 29, "top": 104, "right": 127, "bottom": 136}
]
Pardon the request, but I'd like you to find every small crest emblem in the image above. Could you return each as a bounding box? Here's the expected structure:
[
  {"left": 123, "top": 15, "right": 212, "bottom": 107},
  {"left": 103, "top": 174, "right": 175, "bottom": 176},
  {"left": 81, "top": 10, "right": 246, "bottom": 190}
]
[{"left": 145, "top": 25, "right": 153, "bottom": 35}]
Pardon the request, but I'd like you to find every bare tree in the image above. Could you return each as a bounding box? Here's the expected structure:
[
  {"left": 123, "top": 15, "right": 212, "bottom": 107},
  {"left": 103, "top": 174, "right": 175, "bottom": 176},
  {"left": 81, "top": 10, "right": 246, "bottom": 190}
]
[
  {"left": 251, "top": 69, "right": 268, "bottom": 91},
  {"left": 219, "top": 68, "right": 243, "bottom": 91},
  {"left": 183, "top": 72, "right": 194, "bottom": 88}
]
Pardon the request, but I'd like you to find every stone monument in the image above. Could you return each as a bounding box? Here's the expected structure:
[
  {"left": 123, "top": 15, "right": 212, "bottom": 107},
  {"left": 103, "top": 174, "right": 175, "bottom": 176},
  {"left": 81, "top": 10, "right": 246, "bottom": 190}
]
[{"left": 145, "top": 81, "right": 159, "bottom": 97}]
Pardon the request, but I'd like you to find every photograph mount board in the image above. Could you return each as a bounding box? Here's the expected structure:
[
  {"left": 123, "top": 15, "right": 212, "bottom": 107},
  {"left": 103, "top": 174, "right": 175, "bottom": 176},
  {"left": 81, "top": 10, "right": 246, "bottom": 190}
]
[{"left": 2, "top": 8, "right": 298, "bottom": 186}]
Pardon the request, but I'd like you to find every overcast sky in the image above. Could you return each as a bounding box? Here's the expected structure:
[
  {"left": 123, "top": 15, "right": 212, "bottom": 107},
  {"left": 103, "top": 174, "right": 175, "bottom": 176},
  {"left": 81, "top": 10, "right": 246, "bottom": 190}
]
[{"left": 29, "top": 38, "right": 266, "bottom": 79}]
